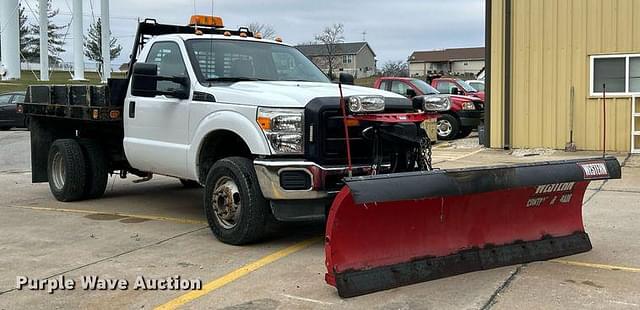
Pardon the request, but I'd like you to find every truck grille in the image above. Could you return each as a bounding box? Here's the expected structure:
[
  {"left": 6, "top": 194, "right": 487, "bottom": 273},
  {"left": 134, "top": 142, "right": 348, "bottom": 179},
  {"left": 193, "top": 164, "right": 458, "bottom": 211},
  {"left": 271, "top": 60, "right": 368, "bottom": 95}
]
[{"left": 304, "top": 97, "right": 412, "bottom": 166}]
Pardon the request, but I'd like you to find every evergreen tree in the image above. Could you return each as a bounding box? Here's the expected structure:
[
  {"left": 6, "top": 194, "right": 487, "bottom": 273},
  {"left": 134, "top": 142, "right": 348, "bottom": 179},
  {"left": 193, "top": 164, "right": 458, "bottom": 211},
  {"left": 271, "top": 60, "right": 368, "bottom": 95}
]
[
  {"left": 19, "top": 4, "right": 38, "bottom": 62},
  {"left": 84, "top": 18, "right": 123, "bottom": 75},
  {"left": 29, "top": 0, "right": 68, "bottom": 65}
]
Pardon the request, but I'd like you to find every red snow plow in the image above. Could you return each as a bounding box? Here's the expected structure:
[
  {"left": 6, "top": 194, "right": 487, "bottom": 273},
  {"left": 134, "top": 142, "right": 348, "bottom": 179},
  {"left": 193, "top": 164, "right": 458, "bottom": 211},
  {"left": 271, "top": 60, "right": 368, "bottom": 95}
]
[{"left": 324, "top": 74, "right": 622, "bottom": 298}]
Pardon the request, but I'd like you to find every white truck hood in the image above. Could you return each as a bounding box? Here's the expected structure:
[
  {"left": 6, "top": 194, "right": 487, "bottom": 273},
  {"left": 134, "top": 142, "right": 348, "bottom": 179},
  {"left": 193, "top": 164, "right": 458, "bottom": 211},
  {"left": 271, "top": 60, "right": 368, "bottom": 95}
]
[{"left": 207, "top": 81, "right": 406, "bottom": 108}]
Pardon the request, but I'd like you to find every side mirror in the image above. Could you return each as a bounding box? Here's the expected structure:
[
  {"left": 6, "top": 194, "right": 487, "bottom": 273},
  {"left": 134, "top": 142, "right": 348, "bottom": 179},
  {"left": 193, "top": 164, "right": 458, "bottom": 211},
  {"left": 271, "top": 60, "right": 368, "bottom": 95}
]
[
  {"left": 131, "top": 62, "right": 190, "bottom": 100},
  {"left": 339, "top": 73, "right": 355, "bottom": 85},
  {"left": 405, "top": 89, "right": 417, "bottom": 98},
  {"left": 450, "top": 87, "right": 460, "bottom": 95}
]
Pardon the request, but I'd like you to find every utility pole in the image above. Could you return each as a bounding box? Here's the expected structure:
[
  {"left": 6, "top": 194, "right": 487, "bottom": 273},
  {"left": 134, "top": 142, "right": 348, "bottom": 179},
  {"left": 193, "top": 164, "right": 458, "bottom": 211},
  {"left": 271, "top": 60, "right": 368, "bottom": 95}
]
[
  {"left": 39, "top": 0, "right": 49, "bottom": 81},
  {"left": 0, "top": 0, "right": 21, "bottom": 80},
  {"left": 362, "top": 31, "right": 367, "bottom": 42},
  {"left": 72, "top": 0, "right": 85, "bottom": 80},
  {"left": 101, "top": 0, "right": 111, "bottom": 82}
]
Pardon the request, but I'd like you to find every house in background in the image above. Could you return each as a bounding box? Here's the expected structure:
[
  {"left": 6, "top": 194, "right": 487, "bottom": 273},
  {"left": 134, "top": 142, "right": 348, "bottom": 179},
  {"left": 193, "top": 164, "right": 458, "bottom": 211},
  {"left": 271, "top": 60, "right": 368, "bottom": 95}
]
[
  {"left": 296, "top": 42, "right": 377, "bottom": 78},
  {"left": 408, "top": 47, "right": 485, "bottom": 77}
]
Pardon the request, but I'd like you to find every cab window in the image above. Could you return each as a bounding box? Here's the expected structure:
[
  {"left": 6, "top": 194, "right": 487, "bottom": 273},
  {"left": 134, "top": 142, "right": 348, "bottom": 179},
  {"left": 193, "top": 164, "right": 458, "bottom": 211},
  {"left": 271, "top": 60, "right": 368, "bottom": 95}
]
[
  {"left": 13, "top": 95, "right": 25, "bottom": 103},
  {"left": 379, "top": 80, "right": 390, "bottom": 91},
  {"left": 436, "top": 81, "right": 456, "bottom": 94},
  {"left": 146, "top": 42, "right": 188, "bottom": 93},
  {"left": 390, "top": 81, "right": 411, "bottom": 96},
  {"left": 0, "top": 95, "right": 11, "bottom": 105}
]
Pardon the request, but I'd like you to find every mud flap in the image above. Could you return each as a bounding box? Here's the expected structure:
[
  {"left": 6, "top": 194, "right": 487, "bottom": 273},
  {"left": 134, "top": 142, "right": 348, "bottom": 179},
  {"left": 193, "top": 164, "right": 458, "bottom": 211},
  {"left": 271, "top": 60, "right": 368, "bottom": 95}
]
[{"left": 325, "top": 157, "right": 621, "bottom": 298}]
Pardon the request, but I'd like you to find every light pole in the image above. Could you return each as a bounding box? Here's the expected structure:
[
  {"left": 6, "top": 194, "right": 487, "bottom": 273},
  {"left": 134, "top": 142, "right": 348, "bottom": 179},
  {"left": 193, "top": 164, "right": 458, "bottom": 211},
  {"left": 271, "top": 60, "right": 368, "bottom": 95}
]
[{"left": 101, "top": 0, "right": 111, "bottom": 82}]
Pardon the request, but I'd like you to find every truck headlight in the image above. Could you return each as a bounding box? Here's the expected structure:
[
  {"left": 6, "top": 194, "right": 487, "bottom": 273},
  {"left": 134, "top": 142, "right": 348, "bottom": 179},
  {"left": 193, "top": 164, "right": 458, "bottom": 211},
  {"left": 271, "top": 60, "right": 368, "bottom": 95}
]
[
  {"left": 423, "top": 96, "right": 451, "bottom": 112},
  {"left": 347, "top": 95, "right": 385, "bottom": 113},
  {"left": 257, "top": 108, "right": 304, "bottom": 154},
  {"left": 461, "top": 101, "right": 476, "bottom": 110}
]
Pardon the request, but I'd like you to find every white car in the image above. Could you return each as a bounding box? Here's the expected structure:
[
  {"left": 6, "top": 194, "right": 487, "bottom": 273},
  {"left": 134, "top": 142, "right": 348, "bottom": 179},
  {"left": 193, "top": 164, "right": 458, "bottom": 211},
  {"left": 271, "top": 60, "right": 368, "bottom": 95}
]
[{"left": 466, "top": 80, "right": 485, "bottom": 92}]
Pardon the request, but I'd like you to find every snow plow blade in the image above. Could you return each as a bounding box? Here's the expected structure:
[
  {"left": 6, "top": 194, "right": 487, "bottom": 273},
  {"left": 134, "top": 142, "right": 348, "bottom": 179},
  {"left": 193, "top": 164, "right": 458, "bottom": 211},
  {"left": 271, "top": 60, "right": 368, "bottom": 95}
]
[{"left": 325, "top": 157, "right": 621, "bottom": 298}]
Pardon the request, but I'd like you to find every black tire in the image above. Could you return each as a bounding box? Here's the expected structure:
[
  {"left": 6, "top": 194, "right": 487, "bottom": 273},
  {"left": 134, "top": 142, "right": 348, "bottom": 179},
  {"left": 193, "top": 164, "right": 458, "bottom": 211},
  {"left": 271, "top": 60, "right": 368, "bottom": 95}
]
[
  {"left": 47, "top": 139, "right": 87, "bottom": 202},
  {"left": 204, "top": 157, "right": 270, "bottom": 245},
  {"left": 437, "top": 114, "right": 460, "bottom": 140},
  {"left": 78, "top": 139, "right": 109, "bottom": 199},
  {"left": 180, "top": 179, "right": 202, "bottom": 188},
  {"left": 457, "top": 127, "right": 474, "bottom": 139}
]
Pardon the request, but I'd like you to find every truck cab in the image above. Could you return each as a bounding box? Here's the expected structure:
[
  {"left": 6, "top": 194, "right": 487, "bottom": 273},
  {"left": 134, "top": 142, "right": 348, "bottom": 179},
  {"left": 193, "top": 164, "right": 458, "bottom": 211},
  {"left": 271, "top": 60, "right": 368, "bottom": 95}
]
[
  {"left": 373, "top": 77, "right": 484, "bottom": 140},
  {"left": 431, "top": 77, "right": 485, "bottom": 101}
]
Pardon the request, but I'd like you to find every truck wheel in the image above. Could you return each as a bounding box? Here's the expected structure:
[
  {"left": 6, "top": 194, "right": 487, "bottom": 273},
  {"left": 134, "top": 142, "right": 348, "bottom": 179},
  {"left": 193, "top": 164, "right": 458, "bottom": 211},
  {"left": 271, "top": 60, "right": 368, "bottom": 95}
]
[
  {"left": 47, "top": 139, "right": 87, "bottom": 202},
  {"left": 437, "top": 114, "right": 460, "bottom": 140},
  {"left": 457, "top": 127, "right": 474, "bottom": 139},
  {"left": 78, "top": 139, "right": 109, "bottom": 199},
  {"left": 204, "top": 157, "right": 269, "bottom": 245},
  {"left": 180, "top": 179, "right": 202, "bottom": 188}
]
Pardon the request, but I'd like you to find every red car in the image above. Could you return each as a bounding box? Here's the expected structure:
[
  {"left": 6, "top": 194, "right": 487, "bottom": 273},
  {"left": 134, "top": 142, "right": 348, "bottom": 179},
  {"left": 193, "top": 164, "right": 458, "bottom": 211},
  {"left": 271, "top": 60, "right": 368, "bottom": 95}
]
[
  {"left": 374, "top": 77, "right": 484, "bottom": 140},
  {"left": 431, "top": 77, "right": 485, "bottom": 101}
]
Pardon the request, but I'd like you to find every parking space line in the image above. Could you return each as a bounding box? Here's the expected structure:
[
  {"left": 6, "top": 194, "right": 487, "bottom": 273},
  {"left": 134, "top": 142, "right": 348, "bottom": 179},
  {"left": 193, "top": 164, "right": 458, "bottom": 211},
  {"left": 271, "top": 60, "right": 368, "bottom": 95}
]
[
  {"left": 551, "top": 259, "right": 640, "bottom": 273},
  {"left": 155, "top": 237, "right": 322, "bottom": 310},
  {"left": 6, "top": 205, "right": 207, "bottom": 225}
]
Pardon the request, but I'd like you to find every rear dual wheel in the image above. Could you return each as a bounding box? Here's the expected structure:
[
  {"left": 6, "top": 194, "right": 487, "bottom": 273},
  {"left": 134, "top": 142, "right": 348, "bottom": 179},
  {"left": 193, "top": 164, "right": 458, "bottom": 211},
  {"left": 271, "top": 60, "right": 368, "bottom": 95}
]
[
  {"left": 47, "top": 139, "right": 108, "bottom": 202},
  {"left": 48, "top": 140, "right": 87, "bottom": 202}
]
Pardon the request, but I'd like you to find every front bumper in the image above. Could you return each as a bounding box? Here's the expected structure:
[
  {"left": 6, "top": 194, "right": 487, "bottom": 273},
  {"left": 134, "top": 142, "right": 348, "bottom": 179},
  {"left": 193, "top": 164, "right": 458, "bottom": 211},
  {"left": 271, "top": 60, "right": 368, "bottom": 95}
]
[
  {"left": 254, "top": 159, "right": 371, "bottom": 200},
  {"left": 458, "top": 111, "right": 485, "bottom": 127}
]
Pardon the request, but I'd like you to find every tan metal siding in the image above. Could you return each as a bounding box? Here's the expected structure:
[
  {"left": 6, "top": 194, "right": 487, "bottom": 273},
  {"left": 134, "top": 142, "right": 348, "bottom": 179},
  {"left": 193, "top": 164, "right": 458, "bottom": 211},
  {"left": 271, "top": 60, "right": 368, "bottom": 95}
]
[
  {"left": 489, "top": 0, "right": 505, "bottom": 148},
  {"left": 491, "top": 0, "right": 639, "bottom": 152}
]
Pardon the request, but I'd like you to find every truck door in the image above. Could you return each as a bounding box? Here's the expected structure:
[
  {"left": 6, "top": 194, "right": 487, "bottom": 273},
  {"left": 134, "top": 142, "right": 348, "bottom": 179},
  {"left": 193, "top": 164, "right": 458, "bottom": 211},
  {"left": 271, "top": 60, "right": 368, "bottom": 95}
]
[
  {"left": 390, "top": 81, "right": 413, "bottom": 97},
  {"left": 124, "top": 41, "right": 191, "bottom": 178},
  {"left": 435, "top": 80, "right": 456, "bottom": 94}
]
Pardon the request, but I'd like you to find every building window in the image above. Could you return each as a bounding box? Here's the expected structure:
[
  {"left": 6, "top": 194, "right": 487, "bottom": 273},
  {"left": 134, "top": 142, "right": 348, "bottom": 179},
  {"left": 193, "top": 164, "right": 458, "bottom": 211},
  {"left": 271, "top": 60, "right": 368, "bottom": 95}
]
[
  {"left": 342, "top": 55, "right": 353, "bottom": 64},
  {"left": 590, "top": 54, "right": 640, "bottom": 96}
]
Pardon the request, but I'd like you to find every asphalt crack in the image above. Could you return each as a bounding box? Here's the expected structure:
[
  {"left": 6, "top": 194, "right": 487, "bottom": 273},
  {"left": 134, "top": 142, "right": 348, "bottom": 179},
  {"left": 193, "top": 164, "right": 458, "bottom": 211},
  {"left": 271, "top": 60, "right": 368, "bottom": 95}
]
[
  {"left": 480, "top": 264, "right": 526, "bottom": 310},
  {"left": 0, "top": 226, "right": 208, "bottom": 296}
]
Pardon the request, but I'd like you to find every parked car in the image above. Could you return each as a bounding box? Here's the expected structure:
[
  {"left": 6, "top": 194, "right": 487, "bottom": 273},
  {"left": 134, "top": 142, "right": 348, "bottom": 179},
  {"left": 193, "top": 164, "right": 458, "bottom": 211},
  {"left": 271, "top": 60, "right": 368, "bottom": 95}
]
[
  {"left": 373, "top": 77, "right": 484, "bottom": 140},
  {"left": 466, "top": 80, "right": 485, "bottom": 92},
  {"left": 431, "top": 78, "right": 485, "bottom": 101},
  {"left": 0, "top": 91, "right": 27, "bottom": 130}
]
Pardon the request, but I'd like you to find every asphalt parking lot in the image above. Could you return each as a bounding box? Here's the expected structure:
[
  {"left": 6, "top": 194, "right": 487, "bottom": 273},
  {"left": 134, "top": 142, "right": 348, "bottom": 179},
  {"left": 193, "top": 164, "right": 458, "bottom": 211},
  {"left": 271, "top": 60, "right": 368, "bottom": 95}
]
[{"left": 1, "top": 129, "right": 639, "bottom": 309}]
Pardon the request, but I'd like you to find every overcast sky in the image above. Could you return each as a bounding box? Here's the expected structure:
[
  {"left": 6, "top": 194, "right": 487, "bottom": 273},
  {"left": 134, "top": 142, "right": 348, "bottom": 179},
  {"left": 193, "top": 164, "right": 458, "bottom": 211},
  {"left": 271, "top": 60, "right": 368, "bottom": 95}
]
[{"left": 25, "top": 0, "right": 485, "bottom": 67}]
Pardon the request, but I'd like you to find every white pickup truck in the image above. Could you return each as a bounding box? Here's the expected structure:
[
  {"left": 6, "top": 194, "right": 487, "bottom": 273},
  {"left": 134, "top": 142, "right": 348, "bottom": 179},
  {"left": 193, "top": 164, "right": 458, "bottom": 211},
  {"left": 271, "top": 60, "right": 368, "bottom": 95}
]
[{"left": 21, "top": 17, "right": 423, "bottom": 245}]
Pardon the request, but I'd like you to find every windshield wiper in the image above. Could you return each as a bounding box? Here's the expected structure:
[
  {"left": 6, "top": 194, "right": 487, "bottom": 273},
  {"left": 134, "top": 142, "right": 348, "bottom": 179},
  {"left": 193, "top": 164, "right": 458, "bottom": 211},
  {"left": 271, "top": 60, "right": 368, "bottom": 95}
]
[{"left": 205, "top": 77, "right": 270, "bottom": 83}]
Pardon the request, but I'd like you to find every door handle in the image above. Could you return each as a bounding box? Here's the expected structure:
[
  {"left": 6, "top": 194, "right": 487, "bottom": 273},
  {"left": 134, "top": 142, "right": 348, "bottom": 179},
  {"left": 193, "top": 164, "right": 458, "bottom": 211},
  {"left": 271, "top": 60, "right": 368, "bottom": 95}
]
[{"left": 129, "top": 101, "right": 136, "bottom": 118}]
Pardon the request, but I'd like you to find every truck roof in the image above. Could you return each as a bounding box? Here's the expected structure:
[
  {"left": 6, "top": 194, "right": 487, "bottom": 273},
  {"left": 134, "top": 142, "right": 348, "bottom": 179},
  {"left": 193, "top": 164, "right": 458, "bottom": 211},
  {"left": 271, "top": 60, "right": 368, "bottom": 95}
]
[
  {"left": 377, "top": 77, "right": 415, "bottom": 81},
  {"left": 167, "top": 33, "right": 292, "bottom": 46}
]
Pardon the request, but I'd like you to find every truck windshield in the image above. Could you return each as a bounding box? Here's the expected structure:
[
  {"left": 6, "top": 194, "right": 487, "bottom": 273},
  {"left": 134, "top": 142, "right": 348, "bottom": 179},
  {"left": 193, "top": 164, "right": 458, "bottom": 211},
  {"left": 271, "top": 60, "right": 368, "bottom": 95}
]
[
  {"left": 411, "top": 79, "right": 440, "bottom": 95},
  {"left": 186, "top": 39, "right": 330, "bottom": 83},
  {"left": 456, "top": 79, "right": 478, "bottom": 92}
]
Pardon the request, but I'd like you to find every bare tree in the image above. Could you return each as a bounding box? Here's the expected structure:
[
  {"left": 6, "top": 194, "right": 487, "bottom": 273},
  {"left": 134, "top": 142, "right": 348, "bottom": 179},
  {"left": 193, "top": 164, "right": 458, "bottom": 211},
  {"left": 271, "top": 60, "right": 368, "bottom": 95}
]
[
  {"left": 381, "top": 60, "right": 409, "bottom": 77},
  {"left": 247, "top": 22, "right": 276, "bottom": 40},
  {"left": 314, "top": 23, "right": 344, "bottom": 80}
]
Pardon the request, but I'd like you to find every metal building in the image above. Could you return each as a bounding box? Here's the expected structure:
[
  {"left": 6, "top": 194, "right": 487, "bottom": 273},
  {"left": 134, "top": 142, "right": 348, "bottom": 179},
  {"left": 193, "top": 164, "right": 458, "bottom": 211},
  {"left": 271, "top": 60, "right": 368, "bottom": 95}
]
[{"left": 486, "top": 0, "right": 640, "bottom": 153}]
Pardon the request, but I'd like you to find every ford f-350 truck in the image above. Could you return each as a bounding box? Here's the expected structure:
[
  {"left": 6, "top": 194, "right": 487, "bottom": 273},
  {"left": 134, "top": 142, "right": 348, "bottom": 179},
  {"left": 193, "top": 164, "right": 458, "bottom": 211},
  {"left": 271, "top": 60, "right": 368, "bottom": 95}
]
[{"left": 20, "top": 17, "right": 430, "bottom": 245}]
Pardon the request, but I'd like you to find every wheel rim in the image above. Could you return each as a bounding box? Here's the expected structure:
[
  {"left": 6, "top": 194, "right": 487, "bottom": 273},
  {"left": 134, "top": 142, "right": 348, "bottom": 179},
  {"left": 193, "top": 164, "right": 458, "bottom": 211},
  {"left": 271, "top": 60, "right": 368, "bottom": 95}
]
[
  {"left": 211, "top": 176, "right": 242, "bottom": 229},
  {"left": 51, "top": 151, "right": 66, "bottom": 190},
  {"left": 437, "top": 120, "right": 453, "bottom": 137}
]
